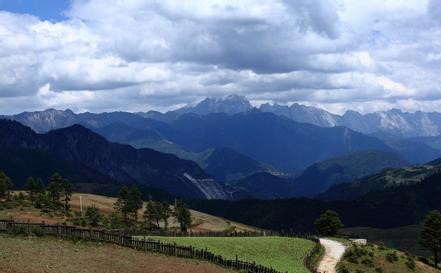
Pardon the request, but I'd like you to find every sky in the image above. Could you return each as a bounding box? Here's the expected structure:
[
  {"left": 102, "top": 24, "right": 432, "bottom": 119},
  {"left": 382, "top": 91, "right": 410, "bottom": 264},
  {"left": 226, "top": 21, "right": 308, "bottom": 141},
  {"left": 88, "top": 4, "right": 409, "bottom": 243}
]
[{"left": 0, "top": 0, "right": 441, "bottom": 114}]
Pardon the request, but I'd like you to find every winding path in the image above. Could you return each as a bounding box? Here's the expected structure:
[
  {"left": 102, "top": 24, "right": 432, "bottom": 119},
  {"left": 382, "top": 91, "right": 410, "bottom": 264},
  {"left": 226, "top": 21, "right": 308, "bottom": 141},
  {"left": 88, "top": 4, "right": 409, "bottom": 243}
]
[{"left": 316, "top": 238, "right": 347, "bottom": 273}]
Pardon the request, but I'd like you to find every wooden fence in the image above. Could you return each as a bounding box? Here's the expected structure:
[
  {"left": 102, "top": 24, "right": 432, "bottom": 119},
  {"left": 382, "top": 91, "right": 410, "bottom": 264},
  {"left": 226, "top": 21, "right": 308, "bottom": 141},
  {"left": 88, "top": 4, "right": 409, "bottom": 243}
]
[
  {"left": 115, "top": 228, "right": 315, "bottom": 239},
  {"left": 0, "top": 220, "right": 319, "bottom": 273}
]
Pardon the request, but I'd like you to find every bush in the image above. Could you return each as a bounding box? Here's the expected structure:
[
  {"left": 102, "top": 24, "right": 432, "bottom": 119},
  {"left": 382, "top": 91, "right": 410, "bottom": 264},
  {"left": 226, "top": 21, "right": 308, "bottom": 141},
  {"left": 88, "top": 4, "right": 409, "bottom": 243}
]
[
  {"left": 361, "top": 258, "right": 374, "bottom": 267},
  {"left": 375, "top": 267, "right": 383, "bottom": 273},
  {"left": 31, "top": 226, "right": 45, "bottom": 237},
  {"left": 386, "top": 252, "right": 399, "bottom": 263},
  {"left": 355, "top": 270, "right": 365, "bottom": 273},
  {"left": 338, "top": 266, "right": 350, "bottom": 273},
  {"left": 405, "top": 258, "right": 416, "bottom": 270},
  {"left": 417, "top": 256, "right": 430, "bottom": 265},
  {"left": 6, "top": 225, "right": 27, "bottom": 235}
]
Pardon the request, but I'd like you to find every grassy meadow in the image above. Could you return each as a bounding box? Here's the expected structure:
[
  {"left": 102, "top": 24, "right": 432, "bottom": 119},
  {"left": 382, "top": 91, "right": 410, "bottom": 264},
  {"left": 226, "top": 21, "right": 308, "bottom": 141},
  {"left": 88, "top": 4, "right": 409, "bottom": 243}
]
[{"left": 136, "top": 236, "right": 315, "bottom": 273}]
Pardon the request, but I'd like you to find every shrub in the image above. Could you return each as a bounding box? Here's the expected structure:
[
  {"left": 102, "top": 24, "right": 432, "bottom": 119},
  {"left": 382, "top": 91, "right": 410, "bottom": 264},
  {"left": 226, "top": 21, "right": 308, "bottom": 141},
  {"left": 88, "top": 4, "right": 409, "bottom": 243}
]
[
  {"left": 31, "top": 226, "right": 45, "bottom": 237},
  {"left": 6, "top": 225, "right": 27, "bottom": 235},
  {"left": 405, "top": 258, "right": 416, "bottom": 270},
  {"left": 361, "top": 258, "right": 374, "bottom": 267},
  {"left": 417, "top": 256, "right": 430, "bottom": 265},
  {"left": 344, "top": 250, "right": 360, "bottom": 264},
  {"left": 386, "top": 252, "right": 399, "bottom": 263},
  {"left": 339, "top": 265, "right": 350, "bottom": 273},
  {"left": 355, "top": 269, "right": 365, "bottom": 273},
  {"left": 375, "top": 267, "right": 383, "bottom": 273}
]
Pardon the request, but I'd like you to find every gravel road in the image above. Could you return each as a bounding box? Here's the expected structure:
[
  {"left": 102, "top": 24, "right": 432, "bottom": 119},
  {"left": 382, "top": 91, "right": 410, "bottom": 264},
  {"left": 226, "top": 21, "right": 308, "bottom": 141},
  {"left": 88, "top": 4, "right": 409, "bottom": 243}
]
[{"left": 317, "top": 238, "right": 347, "bottom": 273}]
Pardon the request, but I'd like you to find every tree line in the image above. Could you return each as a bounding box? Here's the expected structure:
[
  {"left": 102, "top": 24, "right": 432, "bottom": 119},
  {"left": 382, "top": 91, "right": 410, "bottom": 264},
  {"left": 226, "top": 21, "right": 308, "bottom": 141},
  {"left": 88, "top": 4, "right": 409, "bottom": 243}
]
[
  {"left": 25, "top": 173, "right": 72, "bottom": 213},
  {"left": 1, "top": 170, "right": 192, "bottom": 232},
  {"left": 110, "top": 185, "right": 192, "bottom": 232}
]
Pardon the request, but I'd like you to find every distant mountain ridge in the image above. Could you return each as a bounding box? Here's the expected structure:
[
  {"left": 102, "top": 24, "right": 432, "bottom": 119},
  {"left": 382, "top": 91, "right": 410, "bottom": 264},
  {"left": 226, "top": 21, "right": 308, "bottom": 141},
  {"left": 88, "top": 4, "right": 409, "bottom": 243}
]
[
  {"left": 233, "top": 150, "right": 408, "bottom": 199},
  {"left": 7, "top": 95, "right": 441, "bottom": 138},
  {"left": 292, "top": 150, "right": 409, "bottom": 197},
  {"left": 137, "top": 95, "right": 441, "bottom": 138},
  {"left": 318, "top": 161, "right": 441, "bottom": 201}
]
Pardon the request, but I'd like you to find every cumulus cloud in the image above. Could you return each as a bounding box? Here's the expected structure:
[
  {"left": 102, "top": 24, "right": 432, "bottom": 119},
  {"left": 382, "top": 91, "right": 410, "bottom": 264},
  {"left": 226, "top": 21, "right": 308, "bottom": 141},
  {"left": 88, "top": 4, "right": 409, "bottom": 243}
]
[{"left": 0, "top": 0, "right": 440, "bottom": 114}]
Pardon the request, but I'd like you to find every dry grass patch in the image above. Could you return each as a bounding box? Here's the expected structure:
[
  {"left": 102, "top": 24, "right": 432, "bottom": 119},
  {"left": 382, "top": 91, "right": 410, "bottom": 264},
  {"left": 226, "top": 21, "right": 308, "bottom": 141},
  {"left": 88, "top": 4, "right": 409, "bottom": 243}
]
[{"left": 0, "top": 234, "right": 231, "bottom": 273}]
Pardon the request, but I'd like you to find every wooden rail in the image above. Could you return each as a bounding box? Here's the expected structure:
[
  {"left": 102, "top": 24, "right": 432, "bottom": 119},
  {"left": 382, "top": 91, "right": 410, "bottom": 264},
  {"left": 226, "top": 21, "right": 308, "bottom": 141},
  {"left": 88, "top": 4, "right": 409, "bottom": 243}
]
[{"left": 0, "top": 220, "right": 319, "bottom": 273}]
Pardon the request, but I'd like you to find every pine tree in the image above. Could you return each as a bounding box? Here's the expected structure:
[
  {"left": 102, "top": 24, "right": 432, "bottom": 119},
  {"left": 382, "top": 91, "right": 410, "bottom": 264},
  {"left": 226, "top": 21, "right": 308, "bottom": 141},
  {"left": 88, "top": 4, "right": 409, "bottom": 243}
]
[
  {"left": 161, "top": 202, "right": 172, "bottom": 230},
  {"left": 85, "top": 205, "right": 101, "bottom": 227},
  {"left": 114, "top": 185, "right": 143, "bottom": 225},
  {"left": 61, "top": 177, "right": 73, "bottom": 213},
  {"left": 25, "top": 176, "right": 37, "bottom": 203},
  {"left": 143, "top": 201, "right": 158, "bottom": 229},
  {"left": 420, "top": 210, "right": 441, "bottom": 267},
  {"left": 47, "top": 173, "right": 63, "bottom": 210},
  {"left": 114, "top": 186, "right": 130, "bottom": 224},
  {"left": 174, "top": 200, "right": 192, "bottom": 232},
  {"left": 128, "top": 185, "right": 142, "bottom": 221},
  {"left": 0, "top": 171, "right": 13, "bottom": 200}
]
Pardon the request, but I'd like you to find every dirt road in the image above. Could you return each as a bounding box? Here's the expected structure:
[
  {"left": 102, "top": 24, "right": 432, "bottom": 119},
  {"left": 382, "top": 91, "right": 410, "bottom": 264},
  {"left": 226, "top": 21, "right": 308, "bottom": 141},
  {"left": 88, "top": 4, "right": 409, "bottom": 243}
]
[{"left": 317, "top": 238, "right": 346, "bottom": 273}]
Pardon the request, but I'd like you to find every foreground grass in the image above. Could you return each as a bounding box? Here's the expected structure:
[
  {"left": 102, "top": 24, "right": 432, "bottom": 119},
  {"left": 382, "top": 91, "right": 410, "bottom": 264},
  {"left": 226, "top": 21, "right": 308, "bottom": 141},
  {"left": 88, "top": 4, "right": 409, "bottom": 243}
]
[
  {"left": 337, "top": 243, "right": 441, "bottom": 273},
  {"left": 0, "top": 234, "right": 230, "bottom": 273},
  {"left": 137, "top": 236, "right": 315, "bottom": 273}
]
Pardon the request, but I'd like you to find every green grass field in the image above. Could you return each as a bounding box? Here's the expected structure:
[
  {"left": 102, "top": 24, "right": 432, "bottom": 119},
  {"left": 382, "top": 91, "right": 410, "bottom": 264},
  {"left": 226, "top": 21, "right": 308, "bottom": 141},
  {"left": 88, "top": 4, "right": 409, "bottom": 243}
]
[{"left": 135, "top": 236, "right": 315, "bottom": 273}]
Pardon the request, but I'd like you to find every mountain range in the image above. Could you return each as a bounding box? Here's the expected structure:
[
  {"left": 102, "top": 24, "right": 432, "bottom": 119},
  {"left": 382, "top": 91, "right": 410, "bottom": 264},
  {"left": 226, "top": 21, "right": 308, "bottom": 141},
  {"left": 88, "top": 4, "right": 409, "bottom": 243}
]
[
  {"left": 3, "top": 94, "right": 441, "bottom": 200},
  {"left": 139, "top": 95, "right": 441, "bottom": 138}
]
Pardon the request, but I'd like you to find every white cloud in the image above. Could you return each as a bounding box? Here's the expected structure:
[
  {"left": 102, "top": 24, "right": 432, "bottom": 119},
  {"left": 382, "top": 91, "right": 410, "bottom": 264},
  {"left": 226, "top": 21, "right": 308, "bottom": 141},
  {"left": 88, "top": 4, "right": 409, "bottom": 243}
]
[{"left": 0, "top": 0, "right": 440, "bottom": 114}]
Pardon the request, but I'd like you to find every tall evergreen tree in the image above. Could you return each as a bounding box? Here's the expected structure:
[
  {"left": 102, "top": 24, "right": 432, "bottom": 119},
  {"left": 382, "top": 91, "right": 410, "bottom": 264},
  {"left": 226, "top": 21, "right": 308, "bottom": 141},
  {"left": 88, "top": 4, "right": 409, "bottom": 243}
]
[
  {"left": 143, "top": 201, "right": 159, "bottom": 228},
  {"left": 114, "top": 186, "right": 130, "bottom": 223},
  {"left": 33, "top": 178, "right": 47, "bottom": 209},
  {"left": 0, "top": 171, "right": 13, "bottom": 200},
  {"left": 174, "top": 200, "right": 192, "bottom": 232},
  {"left": 420, "top": 210, "right": 441, "bottom": 267},
  {"left": 25, "top": 176, "right": 37, "bottom": 203},
  {"left": 128, "top": 185, "right": 143, "bottom": 221},
  {"left": 161, "top": 202, "right": 172, "bottom": 230},
  {"left": 47, "top": 173, "right": 63, "bottom": 209},
  {"left": 61, "top": 177, "right": 73, "bottom": 213}
]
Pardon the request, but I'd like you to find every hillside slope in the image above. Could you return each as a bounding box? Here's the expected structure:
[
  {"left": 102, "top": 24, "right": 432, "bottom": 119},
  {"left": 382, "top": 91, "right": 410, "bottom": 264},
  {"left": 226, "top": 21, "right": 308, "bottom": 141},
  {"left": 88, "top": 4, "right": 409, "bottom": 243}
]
[
  {"left": 292, "top": 150, "right": 409, "bottom": 197},
  {"left": 189, "top": 169, "right": 441, "bottom": 232},
  {"left": 163, "top": 111, "right": 390, "bottom": 171},
  {"left": 319, "top": 163, "right": 440, "bottom": 201},
  {"left": 0, "top": 120, "right": 237, "bottom": 200}
]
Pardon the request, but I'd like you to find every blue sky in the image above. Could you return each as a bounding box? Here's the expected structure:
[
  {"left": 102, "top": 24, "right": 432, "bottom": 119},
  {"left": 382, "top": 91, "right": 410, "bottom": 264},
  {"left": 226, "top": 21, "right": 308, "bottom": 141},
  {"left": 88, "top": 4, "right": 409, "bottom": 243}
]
[{"left": 0, "top": 0, "right": 70, "bottom": 21}]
